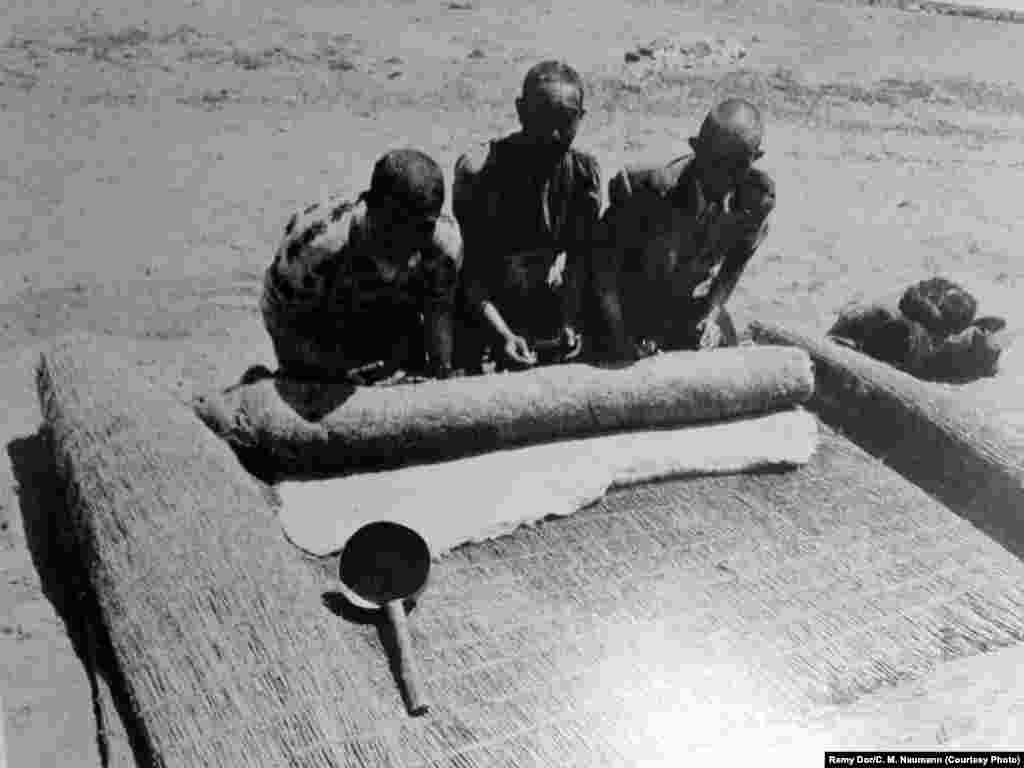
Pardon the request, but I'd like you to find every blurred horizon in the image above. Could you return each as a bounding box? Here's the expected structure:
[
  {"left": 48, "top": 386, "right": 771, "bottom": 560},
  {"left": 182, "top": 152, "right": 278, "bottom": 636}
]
[{"left": 943, "top": 0, "right": 1024, "bottom": 10}]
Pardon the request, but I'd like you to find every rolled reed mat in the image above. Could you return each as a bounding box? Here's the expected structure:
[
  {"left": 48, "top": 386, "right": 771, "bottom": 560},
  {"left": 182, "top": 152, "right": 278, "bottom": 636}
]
[
  {"left": 751, "top": 318, "right": 1024, "bottom": 557},
  {"left": 36, "top": 333, "right": 359, "bottom": 767},
  {"left": 192, "top": 345, "right": 814, "bottom": 479}
]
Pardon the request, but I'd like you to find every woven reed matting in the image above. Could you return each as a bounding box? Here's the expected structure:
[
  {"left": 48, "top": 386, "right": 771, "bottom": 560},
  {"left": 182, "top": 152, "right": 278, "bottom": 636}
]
[
  {"left": 39, "top": 334, "right": 1024, "bottom": 766},
  {"left": 751, "top": 318, "right": 1024, "bottom": 560}
]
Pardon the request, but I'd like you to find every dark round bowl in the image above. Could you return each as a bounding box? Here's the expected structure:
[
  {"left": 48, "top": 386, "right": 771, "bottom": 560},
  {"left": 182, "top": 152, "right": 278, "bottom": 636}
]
[{"left": 338, "top": 521, "right": 431, "bottom": 606}]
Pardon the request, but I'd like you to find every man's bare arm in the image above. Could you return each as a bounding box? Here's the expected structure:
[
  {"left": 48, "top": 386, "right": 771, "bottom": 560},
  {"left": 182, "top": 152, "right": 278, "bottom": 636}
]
[
  {"left": 481, "top": 301, "right": 537, "bottom": 365},
  {"left": 702, "top": 169, "right": 776, "bottom": 314},
  {"left": 586, "top": 229, "right": 635, "bottom": 363}
]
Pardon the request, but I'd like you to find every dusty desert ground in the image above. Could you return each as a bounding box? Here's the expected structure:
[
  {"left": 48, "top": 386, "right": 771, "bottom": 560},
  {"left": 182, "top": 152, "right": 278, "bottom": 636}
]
[{"left": 3, "top": 0, "right": 1024, "bottom": 764}]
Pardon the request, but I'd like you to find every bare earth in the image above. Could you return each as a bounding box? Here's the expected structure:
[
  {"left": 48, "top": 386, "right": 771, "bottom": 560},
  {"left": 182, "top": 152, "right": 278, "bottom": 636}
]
[{"left": 3, "top": 0, "right": 1024, "bottom": 763}]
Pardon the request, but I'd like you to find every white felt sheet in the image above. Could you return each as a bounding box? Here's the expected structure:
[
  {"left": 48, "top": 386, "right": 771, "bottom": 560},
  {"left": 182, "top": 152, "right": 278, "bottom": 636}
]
[{"left": 277, "top": 409, "right": 818, "bottom": 559}]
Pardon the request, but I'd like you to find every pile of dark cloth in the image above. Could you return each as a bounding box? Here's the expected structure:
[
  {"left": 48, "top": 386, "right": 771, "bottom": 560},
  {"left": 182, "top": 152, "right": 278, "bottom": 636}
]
[{"left": 828, "top": 277, "right": 1007, "bottom": 383}]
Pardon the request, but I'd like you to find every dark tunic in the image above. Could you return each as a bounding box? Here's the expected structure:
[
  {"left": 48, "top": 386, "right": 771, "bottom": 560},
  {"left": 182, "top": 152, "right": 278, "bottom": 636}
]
[
  {"left": 453, "top": 134, "right": 602, "bottom": 342},
  {"left": 590, "top": 154, "right": 775, "bottom": 360}
]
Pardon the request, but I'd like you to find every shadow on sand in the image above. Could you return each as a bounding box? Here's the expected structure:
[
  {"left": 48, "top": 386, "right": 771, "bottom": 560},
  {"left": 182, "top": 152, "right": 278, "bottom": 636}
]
[{"left": 7, "top": 431, "right": 154, "bottom": 768}]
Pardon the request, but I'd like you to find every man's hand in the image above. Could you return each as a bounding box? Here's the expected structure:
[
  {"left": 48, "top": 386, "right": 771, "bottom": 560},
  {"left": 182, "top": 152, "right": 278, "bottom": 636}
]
[
  {"left": 374, "top": 369, "right": 409, "bottom": 386},
  {"left": 546, "top": 251, "right": 568, "bottom": 290},
  {"left": 635, "top": 338, "right": 661, "bottom": 358},
  {"left": 733, "top": 169, "right": 775, "bottom": 221},
  {"left": 562, "top": 326, "right": 582, "bottom": 361},
  {"left": 696, "top": 312, "right": 723, "bottom": 350},
  {"left": 504, "top": 334, "right": 537, "bottom": 366},
  {"left": 343, "top": 360, "right": 387, "bottom": 386}
]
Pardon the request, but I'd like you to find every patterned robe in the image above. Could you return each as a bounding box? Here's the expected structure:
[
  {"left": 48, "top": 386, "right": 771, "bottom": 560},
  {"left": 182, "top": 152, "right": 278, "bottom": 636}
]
[{"left": 261, "top": 196, "right": 462, "bottom": 377}]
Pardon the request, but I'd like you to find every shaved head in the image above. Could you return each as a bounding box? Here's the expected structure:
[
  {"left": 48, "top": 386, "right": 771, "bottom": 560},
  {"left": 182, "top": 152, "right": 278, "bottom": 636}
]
[
  {"left": 368, "top": 148, "right": 445, "bottom": 218},
  {"left": 516, "top": 60, "right": 586, "bottom": 161},
  {"left": 697, "top": 98, "right": 764, "bottom": 156},
  {"left": 688, "top": 98, "right": 766, "bottom": 203},
  {"left": 521, "top": 60, "right": 584, "bottom": 107}
]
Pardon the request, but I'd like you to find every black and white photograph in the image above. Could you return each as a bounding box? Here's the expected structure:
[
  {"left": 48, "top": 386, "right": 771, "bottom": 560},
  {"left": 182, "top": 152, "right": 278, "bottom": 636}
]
[{"left": 3, "top": 0, "right": 1024, "bottom": 764}]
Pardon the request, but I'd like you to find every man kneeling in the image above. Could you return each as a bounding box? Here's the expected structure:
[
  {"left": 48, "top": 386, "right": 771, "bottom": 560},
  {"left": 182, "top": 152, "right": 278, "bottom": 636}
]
[
  {"left": 260, "top": 149, "right": 462, "bottom": 384},
  {"left": 588, "top": 98, "right": 775, "bottom": 363},
  {"left": 453, "top": 60, "right": 602, "bottom": 372}
]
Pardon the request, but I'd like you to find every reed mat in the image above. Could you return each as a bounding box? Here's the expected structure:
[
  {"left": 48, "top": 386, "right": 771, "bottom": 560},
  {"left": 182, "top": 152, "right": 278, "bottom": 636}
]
[
  {"left": 751, "top": 318, "right": 1024, "bottom": 560},
  {"left": 37, "top": 332, "right": 1024, "bottom": 765}
]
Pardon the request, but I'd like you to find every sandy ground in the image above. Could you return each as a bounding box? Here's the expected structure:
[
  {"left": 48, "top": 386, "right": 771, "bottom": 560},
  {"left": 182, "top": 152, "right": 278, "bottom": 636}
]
[
  {"left": 3, "top": 0, "right": 1024, "bottom": 764},
  {"left": 949, "top": 0, "right": 1024, "bottom": 10}
]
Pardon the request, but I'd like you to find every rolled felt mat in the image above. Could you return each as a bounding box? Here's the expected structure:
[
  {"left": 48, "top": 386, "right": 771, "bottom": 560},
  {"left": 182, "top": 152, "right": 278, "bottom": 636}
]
[
  {"left": 192, "top": 345, "right": 814, "bottom": 479},
  {"left": 750, "top": 318, "right": 1024, "bottom": 557}
]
